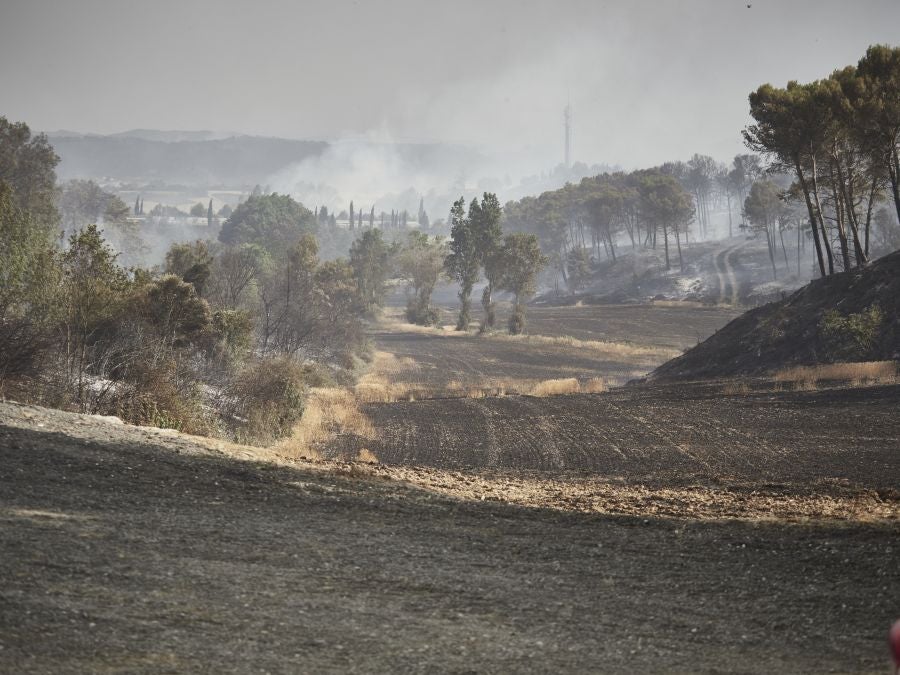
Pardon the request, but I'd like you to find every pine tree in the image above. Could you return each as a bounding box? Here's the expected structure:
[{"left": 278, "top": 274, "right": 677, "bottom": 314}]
[
  {"left": 134, "top": 196, "right": 140, "bottom": 216},
  {"left": 349, "top": 200, "right": 355, "bottom": 231},
  {"left": 207, "top": 199, "right": 214, "bottom": 227}
]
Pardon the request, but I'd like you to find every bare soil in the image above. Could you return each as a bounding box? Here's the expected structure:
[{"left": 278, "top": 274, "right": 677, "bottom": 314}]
[
  {"left": 366, "top": 303, "right": 739, "bottom": 392},
  {"left": 523, "top": 303, "right": 742, "bottom": 350},
  {"left": 1, "top": 401, "right": 898, "bottom": 673},
  {"left": 339, "top": 383, "right": 900, "bottom": 490}
]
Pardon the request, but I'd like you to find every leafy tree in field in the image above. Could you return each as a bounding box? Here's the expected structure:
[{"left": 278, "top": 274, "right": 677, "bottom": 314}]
[
  {"left": 217, "top": 203, "right": 233, "bottom": 218},
  {"left": 470, "top": 193, "right": 503, "bottom": 331},
  {"left": 190, "top": 202, "right": 206, "bottom": 217},
  {"left": 397, "top": 231, "right": 447, "bottom": 326},
  {"left": 314, "top": 259, "right": 363, "bottom": 349},
  {"left": 0, "top": 117, "right": 60, "bottom": 228},
  {"left": 218, "top": 192, "right": 316, "bottom": 253},
  {"left": 349, "top": 228, "right": 393, "bottom": 313},
  {"left": 495, "top": 233, "right": 547, "bottom": 335},
  {"left": 444, "top": 197, "right": 479, "bottom": 330}
]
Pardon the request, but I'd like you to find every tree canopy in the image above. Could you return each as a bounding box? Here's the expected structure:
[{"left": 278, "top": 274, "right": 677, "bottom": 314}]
[{"left": 219, "top": 192, "right": 316, "bottom": 253}]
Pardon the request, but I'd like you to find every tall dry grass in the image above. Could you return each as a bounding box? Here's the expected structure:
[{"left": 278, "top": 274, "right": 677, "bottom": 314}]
[
  {"left": 274, "top": 386, "right": 377, "bottom": 460},
  {"left": 491, "top": 333, "right": 679, "bottom": 363},
  {"left": 774, "top": 361, "right": 898, "bottom": 388}
]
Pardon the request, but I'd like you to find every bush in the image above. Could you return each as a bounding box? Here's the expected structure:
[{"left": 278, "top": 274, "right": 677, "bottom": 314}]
[
  {"left": 819, "top": 304, "right": 884, "bottom": 361},
  {"left": 508, "top": 304, "right": 526, "bottom": 335},
  {"left": 110, "top": 360, "right": 213, "bottom": 436},
  {"left": 226, "top": 357, "right": 329, "bottom": 445},
  {"left": 405, "top": 299, "right": 441, "bottom": 326}
]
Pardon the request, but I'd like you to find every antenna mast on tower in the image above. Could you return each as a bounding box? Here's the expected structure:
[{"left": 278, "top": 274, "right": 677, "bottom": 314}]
[{"left": 564, "top": 102, "right": 572, "bottom": 168}]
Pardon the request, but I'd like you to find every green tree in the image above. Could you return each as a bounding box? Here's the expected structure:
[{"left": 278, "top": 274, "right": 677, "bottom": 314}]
[
  {"left": 60, "top": 224, "right": 130, "bottom": 409},
  {"left": 495, "top": 233, "right": 547, "bottom": 335},
  {"left": 566, "top": 246, "right": 591, "bottom": 293},
  {"left": 637, "top": 171, "right": 694, "bottom": 272},
  {"left": 743, "top": 180, "right": 786, "bottom": 280},
  {"left": 855, "top": 45, "right": 900, "bottom": 226},
  {"left": 444, "top": 197, "right": 479, "bottom": 330},
  {"left": 165, "top": 240, "right": 213, "bottom": 296},
  {"left": 0, "top": 183, "right": 59, "bottom": 382},
  {"left": 219, "top": 193, "right": 316, "bottom": 253},
  {"left": 397, "top": 231, "right": 447, "bottom": 326},
  {"left": 349, "top": 229, "right": 392, "bottom": 313},
  {"left": 470, "top": 193, "right": 503, "bottom": 331},
  {"left": 0, "top": 117, "right": 60, "bottom": 228}
]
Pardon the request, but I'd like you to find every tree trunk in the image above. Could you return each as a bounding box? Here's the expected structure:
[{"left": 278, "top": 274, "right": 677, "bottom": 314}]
[
  {"left": 863, "top": 174, "right": 879, "bottom": 258},
  {"left": 779, "top": 225, "right": 790, "bottom": 272},
  {"left": 828, "top": 161, "right": 852, "bottom": 272},
  {"left": 766, "top": 225, "right": 777, "bottom": 281},
  {"left": 726, "top": 191, "right": 733, "bottom": 238},
  {"left": 674, "top": 227, "right": 683, "bottom": 273},
  {"left": 662, "top": 223, "right": 670, "bottom": 271},
  {"left": 794, "top": 159, "right": 827, "bottom": 277},
  {"left": 835, "top": 153, "right": 866, "bottom": 266},
  {"left": 809, "top": 154, "right": 835, "bottom": 274},
  {"left": 889, "top": 144, "right": 900, "bottom": 226}
]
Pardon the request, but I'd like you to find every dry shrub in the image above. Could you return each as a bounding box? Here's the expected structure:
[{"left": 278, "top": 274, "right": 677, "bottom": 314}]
[
  {"left": 582, "top": 377, "right": 607, "bottom": 393},
  {"left": 529, "top": 378, "right": 581, "bottom": 397},
  {"left": 276, "top": 386, "right": 376, "bottom": 459},
  {"left": 774, "top": 361, "right": 898, "bottom": 388},
  {"left": 357, "top": 448, "right": 378, "bottom": 463},
  {"left": 227, "top": 357, "right": 320, "bottom": 445},
  {"left": 722, "top": 381, "right": 751, "bottom": 395},
  {"left": 493, "top": 333, "right": 679, "bottom": 363}
]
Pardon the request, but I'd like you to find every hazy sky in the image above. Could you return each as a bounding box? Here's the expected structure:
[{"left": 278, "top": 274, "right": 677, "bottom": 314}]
[{"left": 2, "top": 0, "right": 899, "bottom": 169}]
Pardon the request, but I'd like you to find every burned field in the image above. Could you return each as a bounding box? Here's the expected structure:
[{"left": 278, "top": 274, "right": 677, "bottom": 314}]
[
  {"left": 0, "top": 402, "right": 897, "bottom": 674},
  {"left": 523, "top": 302, "right": 743, "bottom": 350},
  {"left": 364, "top": 303, "right": 739, "bottom": 395},
  {"left": 334, "top": 383, "right": 900, "bottom": 489}
]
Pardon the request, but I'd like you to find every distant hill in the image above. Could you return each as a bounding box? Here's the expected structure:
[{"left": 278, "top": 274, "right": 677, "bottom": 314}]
[
  {"left": 651, "top": 250, "right": 900, "bottom": 381},
  {"left": 48, "top": 133, "right": 329, "bottom": 186},
  {"left": 106, "top": 129, "right": 241, "bottom": 142},
  {"left": 46, "top": 131, "right": 486, "bottom": 190}
]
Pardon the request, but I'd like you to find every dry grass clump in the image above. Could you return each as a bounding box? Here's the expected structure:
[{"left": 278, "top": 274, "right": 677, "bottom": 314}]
[
  {"left": 582, "top": 377, "right": 607, "bottom": 393},
  {"left": 722, "top": 381, "right": 752, "bottom": 395},
  {"left": 275, "top": 387, "right": 376, "bottom": 459},
  {"left": 493, "top": 333, "right": 679, "bottom": 363},
  {"left": 528, "top": 378, "right": 581, "bottom": 397},
  {"left": 357, "top": 448, "right": 378, "bottom": 463},
  {"left": 525, "top": 377, "right": 606, "bottom": 397},
  {"left": 774, "top": 361, "right": 898, "bottom": 388}
]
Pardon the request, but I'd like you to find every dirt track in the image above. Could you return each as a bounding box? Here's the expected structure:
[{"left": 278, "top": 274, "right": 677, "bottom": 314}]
[{"left": 1, "top": 401, "right": 897, "bottom": 673}]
